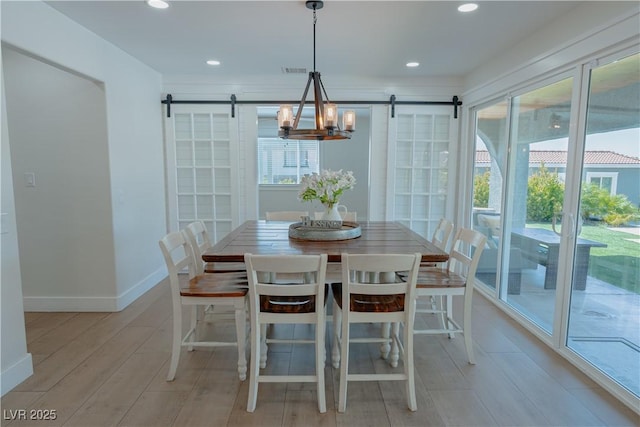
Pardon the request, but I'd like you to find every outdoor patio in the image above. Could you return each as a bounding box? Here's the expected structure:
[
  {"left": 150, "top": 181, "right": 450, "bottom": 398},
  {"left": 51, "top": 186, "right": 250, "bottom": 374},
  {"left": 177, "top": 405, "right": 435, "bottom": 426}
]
[{"left": 504, "top": 265, "right": 640, "bottom": 396}]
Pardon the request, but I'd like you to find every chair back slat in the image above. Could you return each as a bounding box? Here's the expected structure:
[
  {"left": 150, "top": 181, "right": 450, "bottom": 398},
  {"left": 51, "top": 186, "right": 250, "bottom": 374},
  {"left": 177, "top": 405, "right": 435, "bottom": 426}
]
[
  {"left": 341, "top": 252, "right": 421, "bottom": 313},
  {"left": 245, "top": 253, "right": 328, "bottom": 315},
  {"left": 184, "top": 220, "right": 211, "bottom": 275},
  {"left": 159, "top": 231, "right": 196, "bottom": 281},
  {"left": 265, "top": 211, "right": 309, "bottom": 221},
  {"left": 446, "top": 228, "right": 487, "bottom": 281},
  {"left": 432, "top": 218, "right": 454, "bottom": 252}
]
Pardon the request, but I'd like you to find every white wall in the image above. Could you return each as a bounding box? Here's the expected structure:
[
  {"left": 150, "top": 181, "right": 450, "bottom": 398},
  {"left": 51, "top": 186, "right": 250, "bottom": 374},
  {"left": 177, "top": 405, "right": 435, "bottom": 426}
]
[
  {"left": 1, "top": 0, "right": 166, "bottom": 312},
  {"left": 463, "top": 2, "right": 640, "bottom": 103},
  {"left": 4, "top": 48, "right": 117, "bottom": 309},
  {"left": 1, "top": 69, "right": 32, "bottom": 396}
]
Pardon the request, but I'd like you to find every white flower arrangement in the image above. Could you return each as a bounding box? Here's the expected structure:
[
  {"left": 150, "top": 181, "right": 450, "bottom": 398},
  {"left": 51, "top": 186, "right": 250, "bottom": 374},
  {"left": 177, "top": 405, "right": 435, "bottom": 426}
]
[{"left": 298, "top": 169, "right": 356, "bottom": 208}]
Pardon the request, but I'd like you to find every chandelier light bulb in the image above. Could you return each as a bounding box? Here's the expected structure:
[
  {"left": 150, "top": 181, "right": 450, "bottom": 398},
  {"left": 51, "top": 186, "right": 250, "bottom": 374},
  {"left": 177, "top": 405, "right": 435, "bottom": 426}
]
[
  {"left": 324, "top": 104, "right": 338, "bottom": 128},
  {"left": 343, "top": 111, "right": 355, "bottom": 131}
]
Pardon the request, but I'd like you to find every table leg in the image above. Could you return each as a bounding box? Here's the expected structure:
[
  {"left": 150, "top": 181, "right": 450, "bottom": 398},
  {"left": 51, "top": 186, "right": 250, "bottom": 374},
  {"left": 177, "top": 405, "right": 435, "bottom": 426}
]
[
  {"left": 572, "top": 247, "right": 590, "bottom": 291},
  {"left": 544, "top": 246, "right": 559, "bottom": 289}
]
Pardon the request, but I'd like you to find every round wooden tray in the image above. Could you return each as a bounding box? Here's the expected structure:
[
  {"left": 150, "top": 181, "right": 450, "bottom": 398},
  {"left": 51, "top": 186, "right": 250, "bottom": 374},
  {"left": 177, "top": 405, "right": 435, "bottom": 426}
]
[{"left": 288, "top": 221, "right": 362, "bottom": 241}]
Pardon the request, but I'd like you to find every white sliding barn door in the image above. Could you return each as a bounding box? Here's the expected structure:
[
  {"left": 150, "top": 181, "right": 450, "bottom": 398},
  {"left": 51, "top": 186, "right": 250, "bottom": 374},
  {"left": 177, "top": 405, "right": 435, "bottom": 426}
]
[
  {"left": 164, "top": 105, "right": 240, "bottom": 243},
  {"left": 386, "top": 106, "right": 457, "bottom": 238}
]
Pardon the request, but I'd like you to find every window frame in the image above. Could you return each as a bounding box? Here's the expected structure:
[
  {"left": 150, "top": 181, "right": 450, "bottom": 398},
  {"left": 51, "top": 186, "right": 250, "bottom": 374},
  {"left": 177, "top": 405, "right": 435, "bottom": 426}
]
[
  {"left": 257, "top": 137, "right": 320, "bottom": 185},
  {"left": 586, "top": 171, "right": 618, "bottom": 195}
]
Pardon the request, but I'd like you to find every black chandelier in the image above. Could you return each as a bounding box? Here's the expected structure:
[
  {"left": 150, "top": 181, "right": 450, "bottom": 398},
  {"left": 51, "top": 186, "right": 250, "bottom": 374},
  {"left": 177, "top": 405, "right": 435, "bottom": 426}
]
[{"left": 278, "top": 0, "right": 355, "bottom": 141}]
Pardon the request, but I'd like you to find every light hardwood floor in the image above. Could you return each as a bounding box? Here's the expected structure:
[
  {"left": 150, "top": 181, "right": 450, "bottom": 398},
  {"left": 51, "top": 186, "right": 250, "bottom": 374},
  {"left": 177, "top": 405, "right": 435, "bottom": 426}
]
[{"left": 2, "top": 278, "right": 638, "bottom": 427}]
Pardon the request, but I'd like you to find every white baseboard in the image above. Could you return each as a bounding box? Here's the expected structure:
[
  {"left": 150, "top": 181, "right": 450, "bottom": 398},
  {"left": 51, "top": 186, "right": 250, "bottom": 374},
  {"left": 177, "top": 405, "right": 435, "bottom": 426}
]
[
  {"left": 116, "top": 266, "right": 167, "bottom": 311},
  {"left": 1, "top": 353, "right": 33, "bottom": 396},
  {"left": 22, "top": 266, "right": 167, "bottom": 312}
]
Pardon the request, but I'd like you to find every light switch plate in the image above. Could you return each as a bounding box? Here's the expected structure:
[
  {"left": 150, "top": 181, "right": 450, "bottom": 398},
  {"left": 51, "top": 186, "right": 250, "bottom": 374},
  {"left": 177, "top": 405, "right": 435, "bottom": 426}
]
[{"left": 24, "top": 172, "right": 35, "bottom": 187}]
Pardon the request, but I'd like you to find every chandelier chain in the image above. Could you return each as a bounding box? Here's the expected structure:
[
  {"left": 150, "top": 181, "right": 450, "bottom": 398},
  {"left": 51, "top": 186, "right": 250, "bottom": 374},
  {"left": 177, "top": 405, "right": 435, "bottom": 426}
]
[{"left": 312, "top": 7, "right": 317, "bottom": 72}]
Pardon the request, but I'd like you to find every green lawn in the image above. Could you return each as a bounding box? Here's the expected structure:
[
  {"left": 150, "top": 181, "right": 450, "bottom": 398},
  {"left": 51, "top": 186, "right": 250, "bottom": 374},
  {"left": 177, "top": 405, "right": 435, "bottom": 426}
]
[{"left": 528, "top": 222, "right": 640, "bottom": 294}]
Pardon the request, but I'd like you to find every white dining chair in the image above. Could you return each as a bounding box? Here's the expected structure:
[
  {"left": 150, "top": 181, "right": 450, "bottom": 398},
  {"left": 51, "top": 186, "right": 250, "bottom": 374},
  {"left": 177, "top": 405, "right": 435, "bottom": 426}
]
[
  {"left": 159, "top": 231, "right": 248, "bottom": 382},
  {"left": 183, "top": 220, "right": 246, "bottom": 273},
  {"left": 413, "top": 228, "right": 486, "bottom": 364},
  {"left": 265, "top": 211, "right": 309, "bottom": 221},
  {"left": 418, "top": 218, "right": 455, "bottom": 319},
  {"left": 313, "top": 210, "right": 357, "bottom": 222},
  {"left": 244, "top": 253, "right": 328, "bottom": 413},
  {"left": 432, "top": 217, "right": 454, "bottom": 253},
  {"left": 331, "top": 252, "right": 421, "bottom": 412}
]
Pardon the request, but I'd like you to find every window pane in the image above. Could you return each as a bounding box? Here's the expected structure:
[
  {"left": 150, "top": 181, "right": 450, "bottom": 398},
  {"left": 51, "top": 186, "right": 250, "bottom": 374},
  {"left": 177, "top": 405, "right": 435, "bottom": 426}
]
[
  {"left": 473, "top": 100, "right": 508, "bottom": 293},
  {"left": 505, "top": 77, "right": 574, "bottom": 334},
  {"left": 257, "top": 138, "right": 319, "bottom": 184},
  {"left": 571, "top": 52, "right": 640, "bottom": 398}
]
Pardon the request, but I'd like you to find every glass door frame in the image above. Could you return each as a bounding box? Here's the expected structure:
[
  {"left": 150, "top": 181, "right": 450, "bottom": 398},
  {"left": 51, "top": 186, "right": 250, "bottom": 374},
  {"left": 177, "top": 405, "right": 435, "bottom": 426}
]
[
  {"left": 466, "top": 43, "right": 640, "bottom": 412},
  {"left": 558, "top": 46, "right": 640, "bottom": 410}
]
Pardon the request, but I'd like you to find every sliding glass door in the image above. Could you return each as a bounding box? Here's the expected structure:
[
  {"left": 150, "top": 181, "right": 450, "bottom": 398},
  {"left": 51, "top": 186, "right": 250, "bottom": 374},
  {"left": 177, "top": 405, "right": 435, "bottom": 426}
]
[
  {"left": 567, "top": 52, "right": 640, "bottom": 397},
  {"left": 472, "top": 49, "right": 640, "bottom": 400},
  {"left": 505, "top": 77, "right": 575, "bottom": 333},
  {"left": 473, "top": 76, "right": 575, "bottom": 334}
]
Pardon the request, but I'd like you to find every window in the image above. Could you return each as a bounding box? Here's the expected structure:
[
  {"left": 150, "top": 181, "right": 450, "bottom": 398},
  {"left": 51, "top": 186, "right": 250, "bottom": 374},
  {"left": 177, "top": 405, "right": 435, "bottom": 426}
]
[
  {"left": 586, "top": 172, "right": 618, "bottom": 195},
  {"left": 258, "top": 138, "right": 319, "bottom": 184},
  {"left": 283, "top": 148, "right": 310, "bottom": 168}
]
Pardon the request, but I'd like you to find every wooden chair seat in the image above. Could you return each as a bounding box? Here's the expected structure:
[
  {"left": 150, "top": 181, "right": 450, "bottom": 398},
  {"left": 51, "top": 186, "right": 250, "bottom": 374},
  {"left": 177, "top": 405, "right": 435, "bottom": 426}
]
[
  {"left": 259, "top": 284, "right": 328, "bottom": 313},
  {"left": 416, "top": 269, "right": 467, "bottom": 288},
  {"left": 331, "top": 283, "right": 405, "bottom": 312},
  {"left": 182, "top": 273, "right": 248, "bottom": 297}
]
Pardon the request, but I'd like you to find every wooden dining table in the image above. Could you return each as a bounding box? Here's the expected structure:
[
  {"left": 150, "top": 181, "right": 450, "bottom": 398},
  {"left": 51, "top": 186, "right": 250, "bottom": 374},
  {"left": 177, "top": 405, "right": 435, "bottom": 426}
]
[
  {"left": 202, "top": 220, "right": 449, "bottom": 264},
  {"left": 203, "top": 220, "right": 447, "bottom": 365}
]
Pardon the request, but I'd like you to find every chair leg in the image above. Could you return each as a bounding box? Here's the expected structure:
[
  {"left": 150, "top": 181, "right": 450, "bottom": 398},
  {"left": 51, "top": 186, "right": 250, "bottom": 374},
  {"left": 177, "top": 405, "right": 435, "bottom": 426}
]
[
  {"left": 235, "top": 303, "right": 247, "bottom": 381},
  {"left": 380, "top": 322, "right": 391, "bottom": 359},
  {"left": 403, "top": 316, "right": 417, "bottom": 411},
  {"left": 247, "top": 320, "right": 261, "bottom": 412},
  {"left": 316, "top": 317, "right": 327, "bottom": 413},
  {"left": 188, "top": 306, "right": 198, "bottom": 351},
  {"left": 446, "top": 296, "right": 455, "bottom": 339},
  {"left": 463, "top": 291, "right": 476, "bottom": 365},
  {"left": 260, "top": 323, "right": 268, "bottom": 369},
  {"left": 436, "top": 295, "right": 447, "bottom": 330},
  {"left": 389, "top": 322, "right": 400, "bottom": 368},
  {"left": 338, "top": 314, "right": 350, "bottom": 413},
  {"left": 331, "top": 299, "right": 341, "bottom": 368},
  {"left": 167, "top": 304, "right": 182, "bottom": 381}
]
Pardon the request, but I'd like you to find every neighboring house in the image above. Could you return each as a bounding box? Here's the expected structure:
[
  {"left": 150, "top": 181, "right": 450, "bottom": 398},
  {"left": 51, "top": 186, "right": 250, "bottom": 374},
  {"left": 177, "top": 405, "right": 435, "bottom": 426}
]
[{"left": 476, "top": 150, "right": 640, "bottom": 206}]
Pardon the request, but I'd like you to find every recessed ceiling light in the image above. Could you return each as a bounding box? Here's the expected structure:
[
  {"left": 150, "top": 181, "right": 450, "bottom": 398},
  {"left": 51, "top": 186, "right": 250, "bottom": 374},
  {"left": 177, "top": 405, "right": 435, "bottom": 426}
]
[
  {"left": 206, "top": 60, "right": 221, "bottom": 66},
  {"left": 147, "top": 0, "right": 169, "bottom": 9},
  {"left": 458, "top": 3, "right": 478, "bottom": 12},
  {"left": 406, "top": 62, "right": 420, "bottom": 68}
]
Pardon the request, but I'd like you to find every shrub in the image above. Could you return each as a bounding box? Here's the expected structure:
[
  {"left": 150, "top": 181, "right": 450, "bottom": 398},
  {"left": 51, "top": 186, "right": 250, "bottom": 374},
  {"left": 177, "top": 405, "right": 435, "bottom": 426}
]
[
  {"left": 473, "top": 171, "right": 490, "bottom": 208},
  {"left": 581, "top": 183, "right": 639, "bottom": 225},
  {"left": 527, "top": 164, "right": 564, "bottom": 222}
]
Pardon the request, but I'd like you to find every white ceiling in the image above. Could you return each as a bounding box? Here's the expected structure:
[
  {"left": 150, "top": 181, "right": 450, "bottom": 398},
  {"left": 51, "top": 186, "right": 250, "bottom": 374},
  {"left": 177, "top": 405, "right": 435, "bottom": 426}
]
[{"left": 45, "top": 1, "right": 584, "bottom": 80}]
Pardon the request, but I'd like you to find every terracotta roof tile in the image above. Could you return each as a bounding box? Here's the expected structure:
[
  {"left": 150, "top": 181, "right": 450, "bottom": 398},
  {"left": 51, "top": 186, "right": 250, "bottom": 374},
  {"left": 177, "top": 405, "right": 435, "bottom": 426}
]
[{"left": 476, "top": 150, "right": 640, "bottom": 165}]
